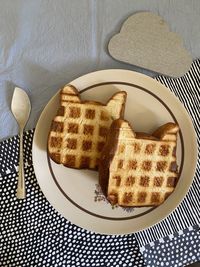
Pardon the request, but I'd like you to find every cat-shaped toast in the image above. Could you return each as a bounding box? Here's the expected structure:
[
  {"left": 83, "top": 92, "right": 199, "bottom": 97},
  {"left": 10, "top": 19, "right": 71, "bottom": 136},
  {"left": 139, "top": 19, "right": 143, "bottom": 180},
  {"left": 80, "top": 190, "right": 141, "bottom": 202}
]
[
  {"left": 48, "top": 84, "right": 127, "bottom": 170},
  {"left": 99, "top": 119, "right": 179, "bottom": 206}
]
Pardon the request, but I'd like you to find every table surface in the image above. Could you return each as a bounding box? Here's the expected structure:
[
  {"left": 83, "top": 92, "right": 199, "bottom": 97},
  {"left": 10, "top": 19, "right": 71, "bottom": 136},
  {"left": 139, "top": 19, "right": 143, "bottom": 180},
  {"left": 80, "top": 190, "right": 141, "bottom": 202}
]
[{"left": 0, "top": 0, "right": 200, "bottom": 140}]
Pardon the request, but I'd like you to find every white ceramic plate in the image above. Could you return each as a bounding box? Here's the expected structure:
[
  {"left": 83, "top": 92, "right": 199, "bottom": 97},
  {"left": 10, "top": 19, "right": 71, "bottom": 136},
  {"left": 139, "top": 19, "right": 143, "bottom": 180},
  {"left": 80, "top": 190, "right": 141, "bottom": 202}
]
[{"left": 32, "top": 70, "right": 197, "bottom": 235}]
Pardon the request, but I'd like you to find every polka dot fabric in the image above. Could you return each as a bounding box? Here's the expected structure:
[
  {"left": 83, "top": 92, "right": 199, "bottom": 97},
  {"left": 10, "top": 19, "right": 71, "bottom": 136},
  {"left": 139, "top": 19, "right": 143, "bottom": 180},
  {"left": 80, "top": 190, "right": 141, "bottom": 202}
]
[
  {"left": 0, "top": 130, "right": 33, "bottom": 176},
  {"left": 0, "top": 130, "right": 145, "bottom": 267},
  {"left": 142, "top": 227, "right": 200, "bottom": 267}
]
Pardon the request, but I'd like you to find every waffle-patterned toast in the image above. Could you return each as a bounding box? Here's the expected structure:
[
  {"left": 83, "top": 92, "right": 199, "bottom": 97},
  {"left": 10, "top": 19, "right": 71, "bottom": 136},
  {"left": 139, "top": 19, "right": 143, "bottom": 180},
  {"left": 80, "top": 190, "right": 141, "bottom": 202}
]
[
  {"left": 48, "top": 85, "right": 127, "bottom": 170},
  {"left": 99, "top": 119, "right": 179, "bottom": 207}
]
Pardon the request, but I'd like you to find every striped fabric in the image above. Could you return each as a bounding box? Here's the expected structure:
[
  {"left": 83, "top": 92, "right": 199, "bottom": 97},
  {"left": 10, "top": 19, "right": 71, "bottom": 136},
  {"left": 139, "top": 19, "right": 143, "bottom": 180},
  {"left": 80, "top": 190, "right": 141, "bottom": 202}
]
[{"left": 135, "top": 59, "right": 200, "bottom": 247}]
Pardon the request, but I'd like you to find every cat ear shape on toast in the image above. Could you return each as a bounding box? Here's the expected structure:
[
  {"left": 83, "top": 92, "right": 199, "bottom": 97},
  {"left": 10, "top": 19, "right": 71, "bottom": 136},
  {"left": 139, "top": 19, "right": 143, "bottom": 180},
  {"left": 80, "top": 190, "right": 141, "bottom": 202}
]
[{"left": 61, "top": 84, "right": 81, "bottom": 104}]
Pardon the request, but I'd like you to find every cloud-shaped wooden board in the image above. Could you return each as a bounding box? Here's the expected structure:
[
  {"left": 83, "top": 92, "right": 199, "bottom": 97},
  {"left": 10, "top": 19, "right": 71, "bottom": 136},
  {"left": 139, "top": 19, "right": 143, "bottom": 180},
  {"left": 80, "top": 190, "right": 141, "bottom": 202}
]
[{"left": 108, "top": 12, "right": 192, "bottom": 77}]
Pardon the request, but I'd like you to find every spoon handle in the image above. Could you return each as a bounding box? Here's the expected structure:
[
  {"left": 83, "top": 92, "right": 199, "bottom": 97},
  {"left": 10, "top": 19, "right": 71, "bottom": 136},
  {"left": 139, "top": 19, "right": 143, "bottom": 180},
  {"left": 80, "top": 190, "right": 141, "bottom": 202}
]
[{"left": 16, "top": 128, "right": 26, "bottom": 199}]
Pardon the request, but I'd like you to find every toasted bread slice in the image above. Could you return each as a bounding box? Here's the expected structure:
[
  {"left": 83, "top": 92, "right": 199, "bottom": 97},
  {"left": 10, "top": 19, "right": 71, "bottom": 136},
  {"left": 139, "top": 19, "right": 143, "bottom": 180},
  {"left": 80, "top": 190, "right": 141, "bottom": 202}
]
[
  {"left": 99, "top": 119, "right": 179, "bottom": 207},
  {"left": 48, "top": 85, "right": 127, "bottom": 170}
]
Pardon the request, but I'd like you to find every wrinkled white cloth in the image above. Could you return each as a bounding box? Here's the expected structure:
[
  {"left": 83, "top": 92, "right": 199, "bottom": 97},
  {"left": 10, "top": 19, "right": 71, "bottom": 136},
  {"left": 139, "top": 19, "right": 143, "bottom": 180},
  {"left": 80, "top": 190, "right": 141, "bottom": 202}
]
[{"left": 0, "top": 0, "right": 200, "bottom": 140}]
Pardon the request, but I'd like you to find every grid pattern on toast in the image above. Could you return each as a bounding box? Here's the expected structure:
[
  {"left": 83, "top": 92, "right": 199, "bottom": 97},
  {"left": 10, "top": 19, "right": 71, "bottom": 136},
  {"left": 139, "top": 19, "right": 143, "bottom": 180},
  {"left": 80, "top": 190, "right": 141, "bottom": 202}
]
[
  {"left": 48, "top": 102, "right": 112, "bottom": 169},
  {"left": 108, "top": 137, "right": 178, "bottom": 206}
]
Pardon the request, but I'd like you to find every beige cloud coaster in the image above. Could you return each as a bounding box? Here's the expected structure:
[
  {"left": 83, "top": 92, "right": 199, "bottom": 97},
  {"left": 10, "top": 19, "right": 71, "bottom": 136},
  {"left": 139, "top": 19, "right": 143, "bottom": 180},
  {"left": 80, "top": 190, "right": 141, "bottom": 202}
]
[{"left": 108, "top": 12, "right": 192, "bottom": 77}]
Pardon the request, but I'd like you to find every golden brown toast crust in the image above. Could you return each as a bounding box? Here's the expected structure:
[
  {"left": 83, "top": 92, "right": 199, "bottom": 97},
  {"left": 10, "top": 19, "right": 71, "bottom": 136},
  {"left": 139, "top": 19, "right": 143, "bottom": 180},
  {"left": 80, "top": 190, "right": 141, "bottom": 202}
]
[
  {"left": 48, "top": 85, "right": 127, "bottom": 170},
  {"left": 99, "top": 119, "right": 179, "bottom": 207}
]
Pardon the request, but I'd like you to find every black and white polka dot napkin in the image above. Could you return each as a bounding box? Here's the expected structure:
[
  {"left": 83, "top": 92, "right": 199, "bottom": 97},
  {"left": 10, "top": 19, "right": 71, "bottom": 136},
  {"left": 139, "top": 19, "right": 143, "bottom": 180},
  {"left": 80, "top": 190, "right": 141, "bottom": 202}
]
[
  {"left": 0, "top": 132, "right": 144, "bottom": 266},
  {"left": 141, "top": 226, "right": 200, "bottom": 267}
]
